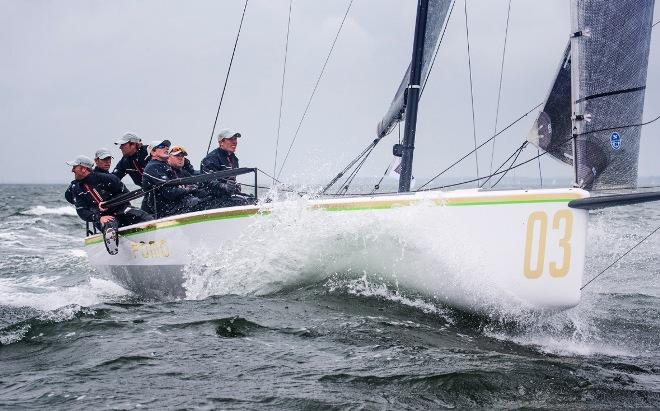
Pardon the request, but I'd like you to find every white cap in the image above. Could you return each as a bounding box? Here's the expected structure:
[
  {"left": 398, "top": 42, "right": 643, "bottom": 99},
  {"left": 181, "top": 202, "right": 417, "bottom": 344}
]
[
  {"left": 217, "top": 128, "right": 241, "bottom": 141},
  {"left": 145, "top": 139, "right": 172, "bottom": 158},
  {"left": 94, "top": 148, "right": 113, "bottom": 159},
  {"left": 114, "top": 132, "right": 141, "bottom": 145},
  {"left": 66, "top": 155, "right": 95, "bottom": 169}
]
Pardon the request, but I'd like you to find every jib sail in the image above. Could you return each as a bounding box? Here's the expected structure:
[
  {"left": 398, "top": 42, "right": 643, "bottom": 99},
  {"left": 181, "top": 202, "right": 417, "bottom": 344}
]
[
  {"left": 527, "top": 43, "right": 573, "bottom": 167},
  {"left": 376, "top": 0, "right": 453, "bottom": 138},
  {"left": 571, "top": 0, "right": 654, "bottom": 189}
]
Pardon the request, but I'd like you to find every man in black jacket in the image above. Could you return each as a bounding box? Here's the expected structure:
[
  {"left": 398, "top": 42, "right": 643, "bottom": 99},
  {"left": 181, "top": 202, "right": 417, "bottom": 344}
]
[
  {"left": 112, "top": 132, "right": 149, "bottom": 186},
  {"left": 94, "top": 148, "right": 113, "bottom": 173},
  {"left": 142, "top": 140, "right": 205, "bottom": 218},
  {"left": 65, "top": 155, "right": 152, "bottom": 231},
  {"left": 200, "top": 128, "right": 252, "bottom": 206},
  {"left": 200, "top": 128, "right": 241, "bottom": 175}
]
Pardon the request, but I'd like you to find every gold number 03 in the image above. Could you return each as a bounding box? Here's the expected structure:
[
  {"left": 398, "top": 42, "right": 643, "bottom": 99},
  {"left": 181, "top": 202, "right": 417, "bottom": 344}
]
[{"left": 523, "top": 210, "right": 573, "bottom": 279}]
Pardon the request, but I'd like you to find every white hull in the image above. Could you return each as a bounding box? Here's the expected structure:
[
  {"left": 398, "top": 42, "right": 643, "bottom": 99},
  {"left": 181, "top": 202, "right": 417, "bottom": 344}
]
[{"left": 85, "top": 188, "right": 589, "bottom": 312}]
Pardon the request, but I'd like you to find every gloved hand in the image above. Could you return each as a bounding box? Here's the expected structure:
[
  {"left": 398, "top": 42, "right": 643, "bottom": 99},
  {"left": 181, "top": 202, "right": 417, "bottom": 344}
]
[{"left": 219, "top": 180, "right": 240, "bottom": 195}]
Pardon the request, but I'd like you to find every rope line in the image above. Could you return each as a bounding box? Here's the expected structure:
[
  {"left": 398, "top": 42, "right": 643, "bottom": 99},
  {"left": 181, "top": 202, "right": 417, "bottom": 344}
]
[
  {"left": 488, "top": 0, "right": 512, "bottom": 180},
  {"left": 479, "top": 140, "right": 526, "bottom": 188},
  {"left": 419, "top": 112, "right": 660, "bottom": 192},
  {"left": 272, "top": 0, "right": 294, "bottom": 186},
  {"left": 491, "top": 141, "right": 527, "bottom": 188},
  {"left": 463, "top": 0, "right": 480, "bottom": 186},
  {"left": 417, "top": 101, "right": 542, "bottom": 190},
  {"left": 277, "top": 0, "right": 354, "bottom": 179},
  {"left": 581, "top": 224, "right": 660, "bottom": 290},
  {"left": 206, "top": 0, "right": 249, "bottom": 154}
]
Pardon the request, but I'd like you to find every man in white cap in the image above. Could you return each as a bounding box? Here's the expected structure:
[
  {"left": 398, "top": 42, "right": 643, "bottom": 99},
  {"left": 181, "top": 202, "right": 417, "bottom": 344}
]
[
  {"left": 199, "top": 128, "right": 244, "bottom": 200},
  {"left": 94, "top": 148, "right": 113, "bottom": 173},
  {"left": 200, "top": 128, "right": 242, "bottom": 175},
  {"left": 112, "top": 132, "right": 149, "bottom": 186},
  {"left": 142, "top": 139, "right": 204, "bottom": 218},
  {"left": 65, "top": 155, "right": 152, "bottom": 246}
]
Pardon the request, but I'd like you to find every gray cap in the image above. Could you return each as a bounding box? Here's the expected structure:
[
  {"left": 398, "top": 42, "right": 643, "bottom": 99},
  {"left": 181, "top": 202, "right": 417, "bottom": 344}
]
[
  {"left": 146, "top": 139, "right": 172, "bottom": 158},
  {"left": 114, "top": 132, "right": 141, "bottom": 145},
  {"left": 66, "top": 155, "right": 95, "bottom": 169},
  {"left": 94, "top": 148, "right": 113, "bottom": 159},
  {"left": 217, "top": 128, "right": 241, "bottom": 141}
]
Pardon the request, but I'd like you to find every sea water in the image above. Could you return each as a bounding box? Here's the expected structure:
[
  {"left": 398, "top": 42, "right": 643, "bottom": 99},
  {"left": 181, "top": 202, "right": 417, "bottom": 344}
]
[{"left": 0, "top": 183, "right": 658, "bottom": 409}]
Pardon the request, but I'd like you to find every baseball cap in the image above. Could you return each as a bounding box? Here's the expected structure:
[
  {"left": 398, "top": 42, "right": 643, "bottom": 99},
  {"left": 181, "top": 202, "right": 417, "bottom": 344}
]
[
  {"left": 146, "top": 139, "right": 172, "bottom": 158},
  {"left": 216, "top": 128, "right": 241, "bottom": 141},
  {"left": 114, "top": 132, "right": 141, "bottom": 145},
  {"left": 94, "top": 148, "right": 113, "bottom": 159},
  {"left": 168, "top": 145, "right": 188, "bottom": 157},
  {"left": 66, "top": 155, "right": 95, "bottom": 169}
]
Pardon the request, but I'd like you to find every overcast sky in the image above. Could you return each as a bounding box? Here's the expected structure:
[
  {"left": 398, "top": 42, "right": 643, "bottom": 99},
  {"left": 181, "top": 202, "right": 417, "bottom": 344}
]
[{"left": 1, "top": 0, "right": 658, "bottom": 185}]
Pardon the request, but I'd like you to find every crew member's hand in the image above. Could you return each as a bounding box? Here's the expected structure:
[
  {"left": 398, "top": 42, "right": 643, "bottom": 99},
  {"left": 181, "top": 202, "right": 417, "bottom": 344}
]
[
  {"left": 99, "top": 202, "right": 108, "bottom": 212},
  {"left": 100, "top": 215, "right": 115, "bottom": 225}
]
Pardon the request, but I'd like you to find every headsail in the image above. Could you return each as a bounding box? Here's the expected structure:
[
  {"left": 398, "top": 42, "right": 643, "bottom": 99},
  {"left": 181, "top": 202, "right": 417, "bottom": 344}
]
[
  {"left": 571, "top": 0, "right": 654, "bottom": 189},
  {"left": 527, "top": 43, "right": 573, "bottom": 166},
  {"left": 376, "top": 0, "right": 453, "bottom": 138}
]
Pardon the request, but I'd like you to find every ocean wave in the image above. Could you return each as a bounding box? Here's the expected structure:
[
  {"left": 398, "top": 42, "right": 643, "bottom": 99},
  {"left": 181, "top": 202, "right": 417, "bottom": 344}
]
[
  {"left": 0, "top": 277, "right": 129, "bottom": 311},
  {"left": 0, "top": 304, "right": 100, "bottom": 346},
  {"left": 20, "top": 205, "right": 77, "bottom": 216}
]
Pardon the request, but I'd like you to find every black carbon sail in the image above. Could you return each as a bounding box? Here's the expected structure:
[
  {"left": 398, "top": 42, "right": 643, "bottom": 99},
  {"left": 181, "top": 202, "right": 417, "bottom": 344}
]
[
  {"left": 571, "top": 0, "right": 654, "bottom": 189},
  {"left": 527, "top": 43, "right": 573, "bottom": 166},
  {"left": 376, "top": 0, "right": 453, "bottom": 138}
]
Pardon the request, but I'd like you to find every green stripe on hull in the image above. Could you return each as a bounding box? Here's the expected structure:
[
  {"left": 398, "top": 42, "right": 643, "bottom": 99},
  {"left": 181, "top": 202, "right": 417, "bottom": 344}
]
[{"left": 85, "top": 194, "right": 581, "bottom": 246}]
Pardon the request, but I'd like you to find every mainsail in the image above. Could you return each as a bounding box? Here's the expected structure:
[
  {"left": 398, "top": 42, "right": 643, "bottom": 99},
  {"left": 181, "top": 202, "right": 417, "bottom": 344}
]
[
  {"left": 376, "top": 0, "right": 453, "bottom": 138},
  {"left": 571, "top": 0, "right": 655, "bottom": 189},
  {"left": 527, "top": 43, "right": 573, "bottom": 166}
]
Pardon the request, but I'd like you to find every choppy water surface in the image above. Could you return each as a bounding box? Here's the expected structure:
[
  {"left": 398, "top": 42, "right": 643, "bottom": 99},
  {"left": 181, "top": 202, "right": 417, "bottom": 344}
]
[{"left": 0, "top": 184, "right": 659, "bottom": 409}]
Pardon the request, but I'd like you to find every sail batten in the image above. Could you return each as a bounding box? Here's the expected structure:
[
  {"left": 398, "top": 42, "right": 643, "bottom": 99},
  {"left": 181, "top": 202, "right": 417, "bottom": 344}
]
[{"left": 376, "top": 0, "right": 453, "bottom": 138}]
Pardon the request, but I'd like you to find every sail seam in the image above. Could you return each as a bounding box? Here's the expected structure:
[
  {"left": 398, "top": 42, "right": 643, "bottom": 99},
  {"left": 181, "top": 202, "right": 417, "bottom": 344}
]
[{"left": 574, "top": 86, "right": 646, "bottom": 103}]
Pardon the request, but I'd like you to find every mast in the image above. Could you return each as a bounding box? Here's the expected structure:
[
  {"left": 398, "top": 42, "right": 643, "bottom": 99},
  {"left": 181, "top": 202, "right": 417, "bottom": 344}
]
[{"left": 399, "top": 0, "right": 430, "bottom": 192}]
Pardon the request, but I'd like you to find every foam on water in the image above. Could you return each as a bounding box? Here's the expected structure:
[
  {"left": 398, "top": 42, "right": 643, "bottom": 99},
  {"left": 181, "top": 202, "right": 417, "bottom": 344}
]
[
  {"left": 20, "top": 205, "right": 77, "bottom": 216},
  {"left": 183, "top": 194, "right": 521, "bottom": 316},
  {"left": 0, "top": 277, "right": 128, "bottom": 311}
]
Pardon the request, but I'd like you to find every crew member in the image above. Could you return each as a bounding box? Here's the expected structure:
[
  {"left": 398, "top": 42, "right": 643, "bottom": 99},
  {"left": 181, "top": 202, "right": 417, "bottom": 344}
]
[
  {"left": 65, "top": 155, "right": 152, "bottom": 231},
  {"left": 94, "top": 148, "right": 113, "bottom": 173},
  {"left": 142, "top": 140, "right": 204, "bottom": 218},
  {"left": 200, "top": 128, "right": 250, "bottom": 206},
  {"left": 112, "top": 132, "right": 149, "bottom": 186},
  {"left": 200, "top": 128, "right": 241, "bottom": 175},
  {"left": 167, "top": 145, "right": 194, "bottom": 178}
]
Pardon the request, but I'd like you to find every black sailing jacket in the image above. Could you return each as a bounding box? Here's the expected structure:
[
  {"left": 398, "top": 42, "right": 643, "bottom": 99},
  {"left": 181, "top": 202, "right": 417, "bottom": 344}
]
[
  {"left": 65, "top": 172, "right": 129, "bottom": 223},
  {"left": 142, "top": 159, "right": 201, "bottom": 218},
  {"left": 200, "top": 148, "right": 239, "bottom": 174},
  {"left": 112, "top": 145, "right": 149, "bottom": 186}
]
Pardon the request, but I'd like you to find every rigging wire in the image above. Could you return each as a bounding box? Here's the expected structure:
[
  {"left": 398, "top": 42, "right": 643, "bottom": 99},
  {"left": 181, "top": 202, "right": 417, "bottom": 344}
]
[
  {"left": 581, "top": 224, "right": 660, "bottom": 290},
  {"left": 536, "top": 147, "right": 543, "bottom": 187},
  {"left": 463, "top": 0, "right": 480, "bottom": 186},
  {"left": 272, "top": 0, "right": 294, "bottom": 186},
  {"left": 490, "top": 141, "right": 527, "bottom": 188},
  {"left": 418, "top": 112, "right": 660, "bottom": 192},
  {"left": 417, "top": 101, "right": 543, "bottom": 190},
  {"left": 478, "top": 140, "right": 526, "bottom": 188},
  {"left": 206, "top": 0, "right": 250, "bottom": 154},
  {"left": 277, "top": 0, "right": 355, "bottom": 180},
  {"left": 488, "top": 0, "right": 512, "bottom": 182},
  {"left": 653, "top": 20, "right": 659, "bottom": 28}
]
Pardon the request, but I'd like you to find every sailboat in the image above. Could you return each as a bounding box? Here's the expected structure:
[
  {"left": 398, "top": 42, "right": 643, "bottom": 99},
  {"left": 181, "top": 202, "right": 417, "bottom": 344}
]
[{"left": 84, "top": 0, "right": 658, "bottom": 313}]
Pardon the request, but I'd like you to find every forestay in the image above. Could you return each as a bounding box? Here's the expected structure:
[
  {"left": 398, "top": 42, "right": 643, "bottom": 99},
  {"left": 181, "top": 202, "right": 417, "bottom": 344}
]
[
  {"left": 376, "top": 0, "right": 453, "bottom": 138},
  {"left": 572, "top": 0, "right": 654, "bottom": 189}
]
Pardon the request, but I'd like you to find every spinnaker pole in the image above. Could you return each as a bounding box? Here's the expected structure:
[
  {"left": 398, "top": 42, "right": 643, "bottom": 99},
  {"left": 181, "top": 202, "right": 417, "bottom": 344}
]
[{"left": 399, "top": 0, "right": 430, "bottom": 192}]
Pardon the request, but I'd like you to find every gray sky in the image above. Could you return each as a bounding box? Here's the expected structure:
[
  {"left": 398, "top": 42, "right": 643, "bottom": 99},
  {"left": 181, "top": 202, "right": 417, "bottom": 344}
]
[{"left": 1, "top": 0, "right": 659, "bottom": 185}]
